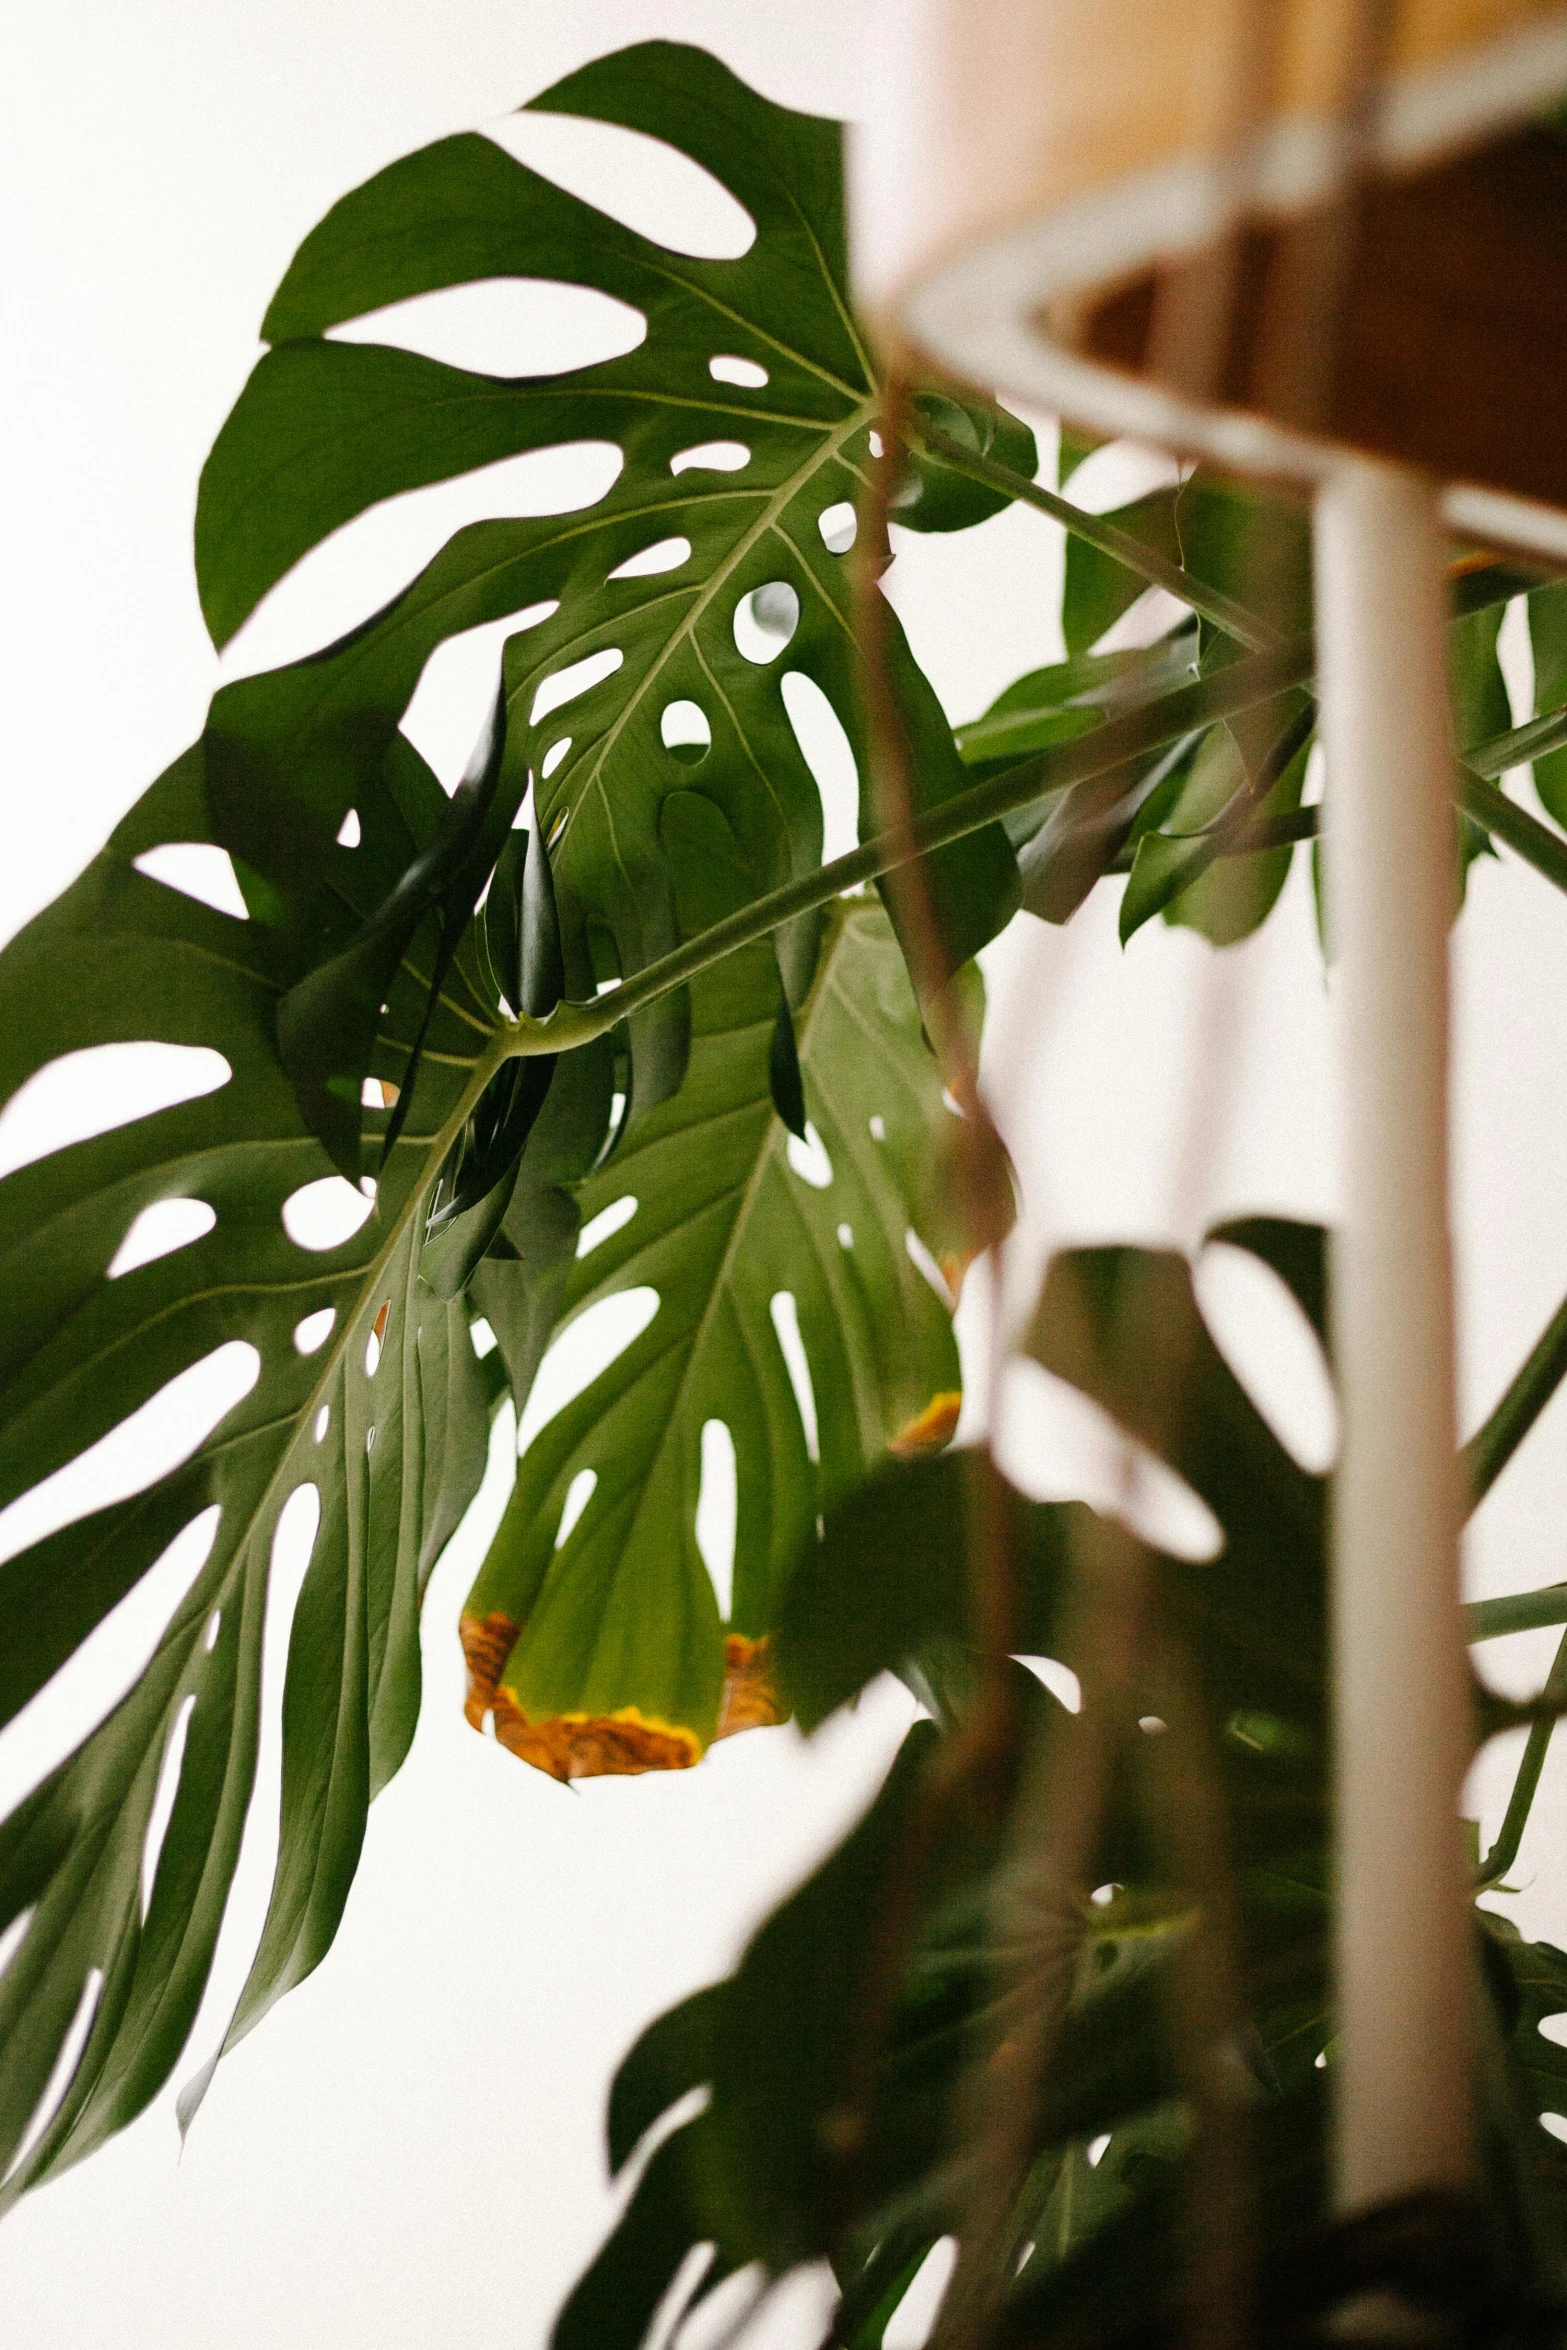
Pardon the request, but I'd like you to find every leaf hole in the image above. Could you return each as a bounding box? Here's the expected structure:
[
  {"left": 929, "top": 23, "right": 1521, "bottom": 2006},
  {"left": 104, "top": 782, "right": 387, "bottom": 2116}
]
[
  {"left": 994, "top": 1357, "right": 1223, "bottom": 1562},
  {"left": 484, "top": 111, "right": 755, "bottom": 259},
  {"left": 217, "top": 449, "right": 616, "bottom": 682},
  {"left": 837, "top": 1222, "right": 853, "bottom": 1249},
  {"left": 531, "top": 646, "right": 624, "bottom": 726},
  {"left": 670, "top": 440, "right": 750, "bottom": 476},
  {"left": 608, "top": 535, "right": 692, "bottom": 581},
  {"left": 577, "top": 1195, "right": 637, "bottom": 1257},
  {"left": 541, "top": 736, "right": 572, "bottom": 779},
  {"left": 360, "top": 1077, "right": 397, "bottom": 1109},
  {"left": 710, "top": 354, "right": 768, "bottom": 388},
  {"left": 696, "top": 1420, "right": 737, "bottom": 1619},
  {"left": 555, "top": 1467, "right": 598, "bottom": 1552},
  {"left": 469, "top": 1316, "right": 498, "bottom": 1360},
  {"left": 141, "top": 1692, "right": 197, "bottom": 1923},
  {"left": 786, "top": 1122, "right": 833, "bottom": 1189},
  {"left": 336, "top": 808, "right": 361, "bottom": 849},
  {"left": 327, "top": 277, "right": 645, "bottom": 375},
  {"left": 1087, "top": 2133, "right": 1112, "bottom": 2169},
  {"left": 1543, "top": 2113, "right": 1567, "bottom": 2144},
  {"left": 282, "top": 1176, "right": 376, "bottom": 1252},
  {"left": 660, "top": 701, "right": 711, "bottom": 765},
  {"left": 107, "top": 1197, "right": 215, "bottom": 1280},
  {"left": 1015, "top": 1656, "right": 1082, "bottom": 1713},
  {"left": 366, "top": 1425, "right": 376, "bottom": 1454},
  {"left": 313, "top": 1406, "right": 330, "bottom": 1443},
  {"left": 869, "top": 1114, "right": 887, "bottom": 1141},
  {"left": 173, "top": 1483, "right": 322, "bottom": 2128},
  {"left": 132, "top": 844, "right": 248, "bottom": 919},
  {"left": 517, "top": 1287, "right": 660, "bottom": 1455},
  {"left": 905, "top": 1229, "right": 956, "bottom": 1310},
  {"left": 733, "top": 582, "right": 799, "bottom": 664},
  {"left": 817, "top": 500, "right": 857, "bottom": 555},
  {"left": 294, "top": 1308, "right": 336, "bottom": 1355},
  {"left": 402, "top": 604, "right": 557, "bottom": 792},
  {"left": 0, "top": 1350, "right": 256, "bottom": 1580},
  {"left": 1195, "top": 1242, "right": 1337, "bottom": 1474},
  {"left": 365, "top": 1299, "right": 390, "bottom": 1378},
  {"left": 203, "top": 1609, "right": 222, "bottom": 1652},
  {"left": 0, "top": 1043, "right": 230, "bottom": 1181},
  {"left": 0, "top": 1910, "right": 31, "bottom": 1989},
  {"left": 3, "top": 1969, "right": 104, "bottom": 2185},
  {"left": 769, "top": 1293, "right": 820, "bottom": 1465},
  {"left": 781, "top": 672, "right": 858, "bottom": 861},
  {"left": 0, "top": 1505, "right": 220, "bottom": 1826},
  {"left": 884, "top": 2237, "right": 957, "bottom": 2350}
]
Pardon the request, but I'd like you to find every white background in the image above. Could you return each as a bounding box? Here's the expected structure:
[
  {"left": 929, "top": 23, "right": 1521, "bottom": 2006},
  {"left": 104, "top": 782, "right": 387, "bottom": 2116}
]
[{"left": 6, "top": 4, "right": 1567, "bottom": 2345}]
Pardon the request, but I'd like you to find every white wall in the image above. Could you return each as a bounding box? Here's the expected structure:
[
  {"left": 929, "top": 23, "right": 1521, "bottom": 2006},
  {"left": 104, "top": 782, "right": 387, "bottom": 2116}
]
[{"left": 5, "top": 5, "right": 1567, "bottom": 2344}]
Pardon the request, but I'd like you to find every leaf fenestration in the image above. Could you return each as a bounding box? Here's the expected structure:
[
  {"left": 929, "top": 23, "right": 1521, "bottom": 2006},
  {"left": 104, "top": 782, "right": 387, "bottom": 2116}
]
[
  {"left": 196, "top": 43, "right": 1020, "bottom": 1162},
  {"left": 0, "top": 755, "right": 504, "bottom": 2198},
  {"left": 461, "top": 886, "right": 967, "bottom": 1773}
]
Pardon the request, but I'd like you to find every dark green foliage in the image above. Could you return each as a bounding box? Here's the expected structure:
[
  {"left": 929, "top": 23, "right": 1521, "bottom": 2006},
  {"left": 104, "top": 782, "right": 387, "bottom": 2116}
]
[
  {"left": 0, "top": 42, "right": 1009, "bottom": 2193},
  {"left": 579, "top": 1223, "right": 1567, "bottom": 2343}
]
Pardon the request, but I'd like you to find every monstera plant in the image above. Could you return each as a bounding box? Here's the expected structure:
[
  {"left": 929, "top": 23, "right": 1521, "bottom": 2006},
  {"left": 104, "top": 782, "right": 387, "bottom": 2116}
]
[{"left": 9, "top": 35, "right": 1567, "bottom": 2348}]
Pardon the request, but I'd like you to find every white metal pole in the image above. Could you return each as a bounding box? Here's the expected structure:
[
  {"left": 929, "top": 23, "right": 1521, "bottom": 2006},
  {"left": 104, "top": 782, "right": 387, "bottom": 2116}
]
[{"left": 1317, "top": 457, "right": 1473, "bottom": 2212}]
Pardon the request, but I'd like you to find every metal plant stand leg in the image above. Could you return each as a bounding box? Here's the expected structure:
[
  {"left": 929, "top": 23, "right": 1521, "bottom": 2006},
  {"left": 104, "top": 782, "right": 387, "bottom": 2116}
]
[{"left": 1316, "top": 455, "right": 1473, "bottom": 2214}]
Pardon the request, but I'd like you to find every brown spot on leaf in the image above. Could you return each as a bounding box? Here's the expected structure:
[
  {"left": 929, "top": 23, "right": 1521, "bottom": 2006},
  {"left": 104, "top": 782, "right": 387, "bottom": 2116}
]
[
  {"left": 890, "top": 1391, "right": 962, "bottom": 1457},
  {"left": 714, "top": 1634, "right": 783, "bottom": 1740},
  {"left": 459, "top": 1611, "right": 520, "bottom": 1731},
  {"left": 490, "top": 1692, "right": 700, "bottom": 1781},
  {"left": 371, "top": 1298, "right": 390, "bottom": 1345},
  {"left": 1449, "top": 550, "right": 1505, "bottom": 581}
]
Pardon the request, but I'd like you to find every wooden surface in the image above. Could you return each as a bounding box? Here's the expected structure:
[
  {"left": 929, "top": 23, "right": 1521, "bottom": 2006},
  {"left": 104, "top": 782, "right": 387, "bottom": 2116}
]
[{"left": 1071, "top": 125, "right": 1567, "bottom": 504}]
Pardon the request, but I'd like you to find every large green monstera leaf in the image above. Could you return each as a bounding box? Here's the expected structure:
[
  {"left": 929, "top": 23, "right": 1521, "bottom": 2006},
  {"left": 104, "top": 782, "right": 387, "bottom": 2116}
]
[
  {"left": 196, "top": 39, "right": 1023, "bottom": 1174},
  {"left": 460, "top": 874, "right": 968, "bottom": 1778},
  {"left": 560, "top": 1225, "right": 1567, "bottom": 2349},
  {"left": 0, "top": 747, "right": 505, "bottom": 2205},
  {"left": 0, "top": 41, "right": 1018, "bottom": 2205}
]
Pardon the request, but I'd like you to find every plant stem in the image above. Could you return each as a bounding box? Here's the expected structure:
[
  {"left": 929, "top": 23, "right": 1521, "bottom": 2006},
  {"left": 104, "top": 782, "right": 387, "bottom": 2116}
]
[
  {"left": 1463, "top": 1285, "right": 1567, "bottom": 1511},
  {"left": 506, "top": 635, "right": 1315, "bottom": 1058},
  {"left": 1464, "top": 700, "right": 1567, "bottom": 778},
  {"left": 1477, "top": 1630, "right": 1567, "bottom": 1884},
  {"left": 1456, "top": 771, "right": 1567, "bottom": 894},
  {"left": 502, "top": 672, "right": 1565, "bottom": 1069},
  {"left": 1160, "top": 761, "right": 1567, "bottom": 892},
  {"left": 1467, "top": 1584, "right": 1567, "bottom": 1641},
  {"left": 913, "top": 426, "right": 1280, "bottom": 652}
]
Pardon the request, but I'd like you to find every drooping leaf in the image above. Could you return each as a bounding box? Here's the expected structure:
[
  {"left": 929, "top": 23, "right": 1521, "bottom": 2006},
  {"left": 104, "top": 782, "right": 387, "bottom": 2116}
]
[
  {"left": 0, "top": 750, "right": 508, "bottom": 2200},
  {"left": 194, "top": 42, "right": 1021, "bottom": 1165},
  {"left": 459, "top": 862, "right": 968, "bottom": 1779}
]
